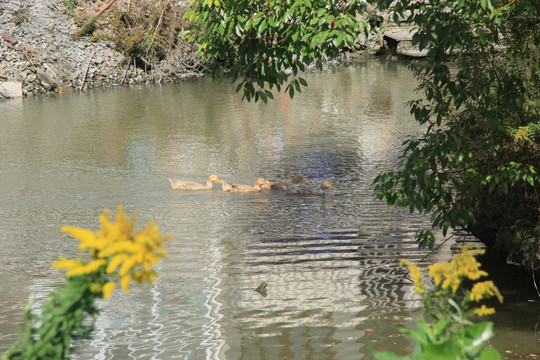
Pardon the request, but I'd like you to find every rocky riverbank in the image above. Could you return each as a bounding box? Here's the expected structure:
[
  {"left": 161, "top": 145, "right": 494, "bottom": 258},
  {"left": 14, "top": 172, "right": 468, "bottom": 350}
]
[
  {"left": 0, "top": 0, "right": 200, "bottom": 99},
  {"left": 0, "top": 0, "right": 386, "bottom": 100}
]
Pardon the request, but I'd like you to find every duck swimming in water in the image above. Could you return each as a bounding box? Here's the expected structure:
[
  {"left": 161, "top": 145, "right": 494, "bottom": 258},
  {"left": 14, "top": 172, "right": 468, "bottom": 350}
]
[
  {"left": 285, "top": 181, "right": 337, "bottom": 195},
  {"left": 268, "top": 175, "right": 307, "bottom": 190},
  {"left": 169, "top": 175, "right": 222, "bottom": 190},
  {"left": 220, "top": 178, "right": 271, "bottom": 192}
]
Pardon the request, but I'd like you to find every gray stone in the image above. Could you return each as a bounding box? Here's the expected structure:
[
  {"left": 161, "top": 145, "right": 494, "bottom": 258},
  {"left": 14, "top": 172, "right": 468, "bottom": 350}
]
[{"left": 0, "top": 81, "right": 23, "bottom": 98}]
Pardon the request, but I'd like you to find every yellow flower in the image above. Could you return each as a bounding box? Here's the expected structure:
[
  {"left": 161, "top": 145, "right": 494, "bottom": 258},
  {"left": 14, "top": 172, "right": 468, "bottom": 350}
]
[
  {"left": 103, "top": 281, "right": 116, "bottom": 299},
  {"left": 52, "top": 257, "right": 81, "bottom": 270},
  {"left": 106, "top": 253, "right": 127, "bottom": 274},
  {"left": 428, "top": 262, "right": 449, "bottom": 287},
  {"left": 90, "top": 283, "right": 102, "bottom": 294},
  {"left": 473, "top": 305, "right": 496, "bottom": 316},
  {"left": 61, "top": 226, "right": 98, "bottom": 247},
  {"left": 400, "top": 260, "right": 424, "bottom": 294},
  {"left": 470, "top": 280, "right": 503, "bottom": 303},
  {"left": 67, "top": 259, "right": 106, "bottom": 277},
  {"left": 450, "top": 245, "right": 488, "bottom": 281},
  {"left": 427, "top": 243, "right": 489, "bottom": 293},
  {"left": 121, "top": 275, "right": 131, "bottom": 292},
  {"left": 119, "top": 256, "right": 137, "bottom": 277},
  {"left": 53, "top": 205, "right": 171, "bottom": 297}
]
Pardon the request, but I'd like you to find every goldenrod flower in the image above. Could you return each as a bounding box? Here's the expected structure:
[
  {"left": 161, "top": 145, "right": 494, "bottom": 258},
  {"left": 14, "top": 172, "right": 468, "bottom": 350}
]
[
  {"left": 473, "top": 305, "right": 496, "bottom": 316},
  {"left": 450, "top": 244, "right": 488, "bottom": 281},
  {"left": 428, "top": 262, "right": 449, "bottom": 287},
  {"left": 441, "top": 273, "right": 461, "bottom": 293},
  {"left": 90, "top": 283, "right": 102, "bottom": 294},
  {"left": 470, "top": 280, "right": 503, "bottom": 303},
  {"left": 53, "top": 205, "right": 171, "bottom": 299},
  {"left": 121, "top": 275, "right": 131, "bottom": 292},
  {"left": 400, "top": 260, "right": 424, "bottom": 294},
  {"left": 427, "top": 243, "right": 490, "bottom": 293},
  {"left": 103, "top": 281, "right": 116, "bottom": 299},
  {"left": 52, "top": 257, "right": 81, "bottom": 270},
  {"left": 67, "top": 259, "right": 106, "bottom": 277}
]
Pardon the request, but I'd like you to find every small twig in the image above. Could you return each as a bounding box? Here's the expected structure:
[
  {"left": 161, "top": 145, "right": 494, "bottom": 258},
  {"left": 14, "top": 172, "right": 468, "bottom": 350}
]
[
  {"left": 120, "top": 61, "right": 130, "bottom": 85},
  {"left": 532, "top": 264, "right": 540, "bottom": 298},
  {"left": 49, "top": 18, "right": 56, "bottom": 33},
  {"left": 79, "top": 51, "right": 94, "bottom": 91},
  {"left": 146, "top": 9, "right": 165, "bottom": 58},
  {"left": 96, "top": 0, "right": 117, "bottom": 17},
  {"left": 415, "top": 233, "right": 455, "bottom": 266}
]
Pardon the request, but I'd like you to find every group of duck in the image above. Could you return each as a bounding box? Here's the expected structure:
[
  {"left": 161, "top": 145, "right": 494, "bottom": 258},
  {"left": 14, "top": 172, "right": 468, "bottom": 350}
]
[{"left": 168, "top": 175, "right": 337, "bottom": 195}]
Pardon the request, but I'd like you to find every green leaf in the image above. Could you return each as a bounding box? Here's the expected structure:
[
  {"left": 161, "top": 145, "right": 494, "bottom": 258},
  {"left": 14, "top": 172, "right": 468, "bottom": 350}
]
[
  {"left": 258, "top": 19, "right": 268, "bottom": 33},
  {"left": 421, "top": 339, "right": 462, "bottom": 359},
  {"left": 288, "top": 84, "right": 295, "bottom": 98},
  {"left": 501, "top": 181, "right": 508, "bottom": 195},
  {"left": 258, "top": 90, "right": 268, "bottom": 104},
  {"left": 464, "top": 322, "right": 495, "bottom": 353},
  {"left": 478, "top": 347, "right": 503, "bottom": 360}
]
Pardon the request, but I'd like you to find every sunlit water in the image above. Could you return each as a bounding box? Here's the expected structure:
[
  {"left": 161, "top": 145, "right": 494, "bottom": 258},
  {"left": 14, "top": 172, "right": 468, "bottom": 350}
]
[{"left": 0, "top": 59, "right": 538, "bottom": 359}]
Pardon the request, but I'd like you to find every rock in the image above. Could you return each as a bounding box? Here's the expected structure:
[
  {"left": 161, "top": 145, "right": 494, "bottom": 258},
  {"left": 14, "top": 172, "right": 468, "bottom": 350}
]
[
  {"left": 0, "top": 81, "right": 23, "bottom": 98},
  {"left": 36, "top": 69, "right": 56, "bottom": 89},
  {"left": 0, "top": 31, "right": 18, "bottom": 46}
]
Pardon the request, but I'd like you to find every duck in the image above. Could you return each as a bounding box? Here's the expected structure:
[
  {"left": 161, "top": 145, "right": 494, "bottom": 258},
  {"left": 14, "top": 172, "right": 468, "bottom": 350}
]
[
  {"left": 286, "top": 181, "right": 337, "bottom": 195},
  {"left": 268, "top": 175, "right": 307, "bottom": 190},
  {"left": 220, "top": 178, "right": 271, "bottom": 192},
  {"left": 169, "top": 174, "right": 222, "bottom": 190}
]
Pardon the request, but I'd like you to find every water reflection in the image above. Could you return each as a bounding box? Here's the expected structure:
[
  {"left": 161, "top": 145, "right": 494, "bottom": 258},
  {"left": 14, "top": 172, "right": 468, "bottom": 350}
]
[{"left": 0, "top": 59, "right": 536, "bottom": 359}]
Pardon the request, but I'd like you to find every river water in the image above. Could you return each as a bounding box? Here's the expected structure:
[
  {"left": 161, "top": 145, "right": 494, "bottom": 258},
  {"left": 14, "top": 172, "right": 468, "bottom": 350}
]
[{"left": 0, "top": 59, "right": 538, "bottom": 359}]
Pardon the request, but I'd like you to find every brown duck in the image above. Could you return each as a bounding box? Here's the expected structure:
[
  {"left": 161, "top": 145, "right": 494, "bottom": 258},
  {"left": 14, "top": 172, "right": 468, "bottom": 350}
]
[
  {"left": 220, "top": 178, "right": 271, "bottom": 192},
  {"left": 169, "top": 175, "right": 222, "bottom": 190},
  {"left": 286, "top": 181, "right": 337, "bottom": 195},
  {"left": 268, "top": 175, "right": 307, "bottom": 190}
]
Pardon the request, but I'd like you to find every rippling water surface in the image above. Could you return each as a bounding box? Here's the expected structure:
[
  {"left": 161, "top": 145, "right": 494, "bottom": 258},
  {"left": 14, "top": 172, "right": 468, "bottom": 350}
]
[{"left": 0, "top": 59, "right": 537, "bottom": 359}]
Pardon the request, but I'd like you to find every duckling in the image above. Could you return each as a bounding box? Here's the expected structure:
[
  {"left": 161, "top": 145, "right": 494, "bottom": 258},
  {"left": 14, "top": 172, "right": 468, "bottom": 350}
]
[
  {"left": 169, "top": 174, "right": 222, "bottom": 190},
  {"left": 286, "top": 181, "right": 337, "bottom": 195},
  {"left": 268, "top": 175, "right": 307, "bottom": 190},
  {"left": 220, "top": 178, "right": 271, "bottom": 192}
]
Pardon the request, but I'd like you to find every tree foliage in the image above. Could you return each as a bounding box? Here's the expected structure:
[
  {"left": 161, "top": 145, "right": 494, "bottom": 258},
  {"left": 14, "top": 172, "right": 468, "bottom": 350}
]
[
  {"left": 182, "top": 0, "right": 374, "bottom": 102},
  {"left": 373, "top": 0, "right": 539, "bottom": 269}
]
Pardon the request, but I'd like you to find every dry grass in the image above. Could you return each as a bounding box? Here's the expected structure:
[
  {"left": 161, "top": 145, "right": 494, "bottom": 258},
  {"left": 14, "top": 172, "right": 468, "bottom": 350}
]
[{"left": 70, "top": 0, "right": 201, "bottom": 75}]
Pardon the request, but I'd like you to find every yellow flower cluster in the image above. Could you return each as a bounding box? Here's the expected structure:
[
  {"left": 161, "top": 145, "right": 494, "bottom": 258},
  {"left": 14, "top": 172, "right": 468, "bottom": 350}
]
[
  {"left": 473, "top": 305, "right": 496, "bottom": 316},
  {"left": 52, "top": 205, "right": 171, "bottom": 299},
  {"left": 427, "top": 243, "right": 488, "bottom": 293},
  {"left": 400, "top": 260, "right": 424, "bottom": 294},
  {"left": 400, "top": 243, "right": 503, "bottom": 317}
]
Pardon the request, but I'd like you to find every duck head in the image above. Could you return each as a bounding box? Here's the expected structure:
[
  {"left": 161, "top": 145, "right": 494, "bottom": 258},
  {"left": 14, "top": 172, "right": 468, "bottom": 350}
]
[
  {"left": 208, "top": 174, "right": 222, "bottom": 183},
  {"left": 321, "top": 181, "right": 337, "bottom": 189},
  {"left": 255, "top": 178, "right": 271, "bottom": 189},
  {"left": 292, "top": 176, "right": 307, "bottom": 185}
]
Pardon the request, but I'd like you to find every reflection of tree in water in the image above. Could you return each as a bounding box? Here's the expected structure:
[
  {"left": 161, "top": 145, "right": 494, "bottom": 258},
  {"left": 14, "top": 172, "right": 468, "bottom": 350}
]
[
  {"left": 245, "top": 229, "right": 428, "bottom": 309},
  {"left": 220, "top": 227, "right": 429, "bottom": 359}
]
